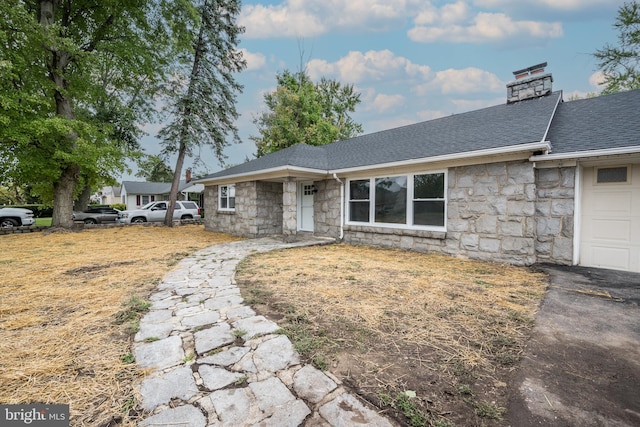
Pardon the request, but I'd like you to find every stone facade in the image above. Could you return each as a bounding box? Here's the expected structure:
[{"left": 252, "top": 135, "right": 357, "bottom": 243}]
[
  {"left": 506, "top": 73, "right": 553, "bottom": 104},
  {"left": 282, "top": 179, "right": 297, "bottom": 237},
  {"left": 342, "top": 160, "right": 539, "bottom": 265},
  {"left": 204, "top": 181, "right": 283, "bottom": 237},
  {"left": 534, "top": 167, "right": 575, "bottom": 264},
  {"left": 203, "top": 160, "right": 577, "bottom": 267},
  {"left": 313, "top": 179, "right": 342, "bottom": 239}
]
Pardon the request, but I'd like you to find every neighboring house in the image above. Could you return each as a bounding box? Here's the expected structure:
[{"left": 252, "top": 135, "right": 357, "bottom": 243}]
[
  {"left": 97, "top": 186, "right": 122, "bottom": 205},
  {"left": 196, "top": 65, "right": 640, "bottom": 273},
  {"left": 120, "top": 180, "right": 204, "bottom": 209}
]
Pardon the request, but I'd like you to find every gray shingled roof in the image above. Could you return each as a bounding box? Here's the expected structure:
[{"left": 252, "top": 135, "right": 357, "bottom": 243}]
[
  {"left": 122, "top": 180, "right": 194, "bottom": 194},
  {"left": 200, "top": 91, "right": 562, "bottom": 181},
  {"left": 547, "top": 89, "right": 640, "bottom": 154}
]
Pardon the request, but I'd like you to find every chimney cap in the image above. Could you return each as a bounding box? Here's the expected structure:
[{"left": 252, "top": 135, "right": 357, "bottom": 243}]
[{"left": 513, "top": 62, "right": 547, "bottom": 77}]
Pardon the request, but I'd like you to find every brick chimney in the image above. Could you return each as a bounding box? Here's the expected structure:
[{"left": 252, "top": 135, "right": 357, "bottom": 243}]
[
  {"left": 506, "top": 62, "right": 553, "bottom": 104},
  {"left": 185, "top": 168, "right": 192, "bottom": 183}
]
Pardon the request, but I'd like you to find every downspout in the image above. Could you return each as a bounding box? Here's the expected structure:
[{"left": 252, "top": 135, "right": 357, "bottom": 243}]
[{"left": 333, "top": 173, "right": 344, "bottom": 240}]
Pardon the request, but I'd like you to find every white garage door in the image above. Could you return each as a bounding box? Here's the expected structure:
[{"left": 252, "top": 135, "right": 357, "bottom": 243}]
[{"left": 581, "top": 164, "right": 640, "bottom": 272}]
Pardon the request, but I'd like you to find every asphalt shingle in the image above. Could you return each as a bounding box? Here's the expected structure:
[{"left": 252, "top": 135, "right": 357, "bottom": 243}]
[{"left": 547, "top": 89, "right": 640, "bottom": 154}]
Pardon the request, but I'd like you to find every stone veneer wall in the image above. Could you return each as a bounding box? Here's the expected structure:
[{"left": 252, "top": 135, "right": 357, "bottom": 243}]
[
  {"left": 343, "top": 160, "right": 540, "bottom": 266},
  {"left": 534, "top": 167, "right": 575, "bottom": 264},
  {"left": 203, "top": 181, "right": 283, "bottom": 237},
  {"left": 313, "top": 179, "right": 342, "bottom": 238}
]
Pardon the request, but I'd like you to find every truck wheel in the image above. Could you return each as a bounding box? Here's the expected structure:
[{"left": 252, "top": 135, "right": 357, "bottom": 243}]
[
  {"left": 0, "top": 218, "right": 18, "bottom": 228},
  {"left": 131, "top": 217, "right": 146, "bottom": 223}
]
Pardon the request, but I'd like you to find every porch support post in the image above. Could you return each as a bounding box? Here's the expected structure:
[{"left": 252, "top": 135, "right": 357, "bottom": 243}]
[{"left": 282, "top": 178, "right": 297, "bottom": 239}]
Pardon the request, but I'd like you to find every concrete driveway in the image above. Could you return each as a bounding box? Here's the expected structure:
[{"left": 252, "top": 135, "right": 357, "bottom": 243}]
[{"left": 507, "top": 264, "right": 640, "bottom": 426}]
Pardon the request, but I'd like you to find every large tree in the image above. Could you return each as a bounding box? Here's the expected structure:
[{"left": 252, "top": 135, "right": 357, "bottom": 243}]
[
  {"left": 0, "top": 0, "right": 169, "bottom": 228},
  {"left": 135, "top": 155, "right": 174, "bottom": 182},
  {"left": 251, "top": 70, "right": 363, "bottom": 157},
  {"left": 157, "top": 0, "right": 246, "bottom": 226},
  {"left": 594, "top": 1, "right": 640, "bottom": 93}
]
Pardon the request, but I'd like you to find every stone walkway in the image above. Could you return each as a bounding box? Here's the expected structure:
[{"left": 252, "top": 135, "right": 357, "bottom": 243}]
[{"left": 134, "top": 237, "right": 396, "bottom": 427}]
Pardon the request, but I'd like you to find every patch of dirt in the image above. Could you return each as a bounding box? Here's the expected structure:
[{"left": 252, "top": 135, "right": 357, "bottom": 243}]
[{"left": 235, "top": 244, "right": 548, "bottom": 427}]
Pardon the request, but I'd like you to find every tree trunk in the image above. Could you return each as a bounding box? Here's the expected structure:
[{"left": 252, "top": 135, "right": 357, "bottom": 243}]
[
  {"left": 164, "top": 145, "right": 186, "bottom": 227},
  {"left": 40, "top": 0, "right": 80, "bottom": 229},
  {"left": 164, "top": 18, "right": 207, "bottom": 227},
  {"left": 52, "top": 165, "right": 80, "bottom": 228},
  {"left": 74, "top": 183, "right": 92, "bottom": 211}
]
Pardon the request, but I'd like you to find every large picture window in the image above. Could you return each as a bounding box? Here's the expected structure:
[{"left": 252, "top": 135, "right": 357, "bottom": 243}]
[
  {"left": 347, "top": 172, "right": 446, "bottom": 230},
  {"left": 219, "top": 184, "right": 235, "bottom": 211}
]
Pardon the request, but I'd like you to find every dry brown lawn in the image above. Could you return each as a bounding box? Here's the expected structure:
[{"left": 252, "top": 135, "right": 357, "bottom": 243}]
[
  {"left": 0, "top": 225, "right": 240, "bottom": 427},
  {"left": 0, "top": 227, "right": 547, "bottom": 427},
  {"left": 235, "top": 244, "right": 548, "bottom": 427}
]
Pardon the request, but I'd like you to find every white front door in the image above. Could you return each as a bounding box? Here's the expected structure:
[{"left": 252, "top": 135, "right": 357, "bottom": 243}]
[
  {"left": 299, "top": 182, "right": 315, "bottom": 232},
  {"left": 580, "top": 165, "right": 640, "bottom": 272}
]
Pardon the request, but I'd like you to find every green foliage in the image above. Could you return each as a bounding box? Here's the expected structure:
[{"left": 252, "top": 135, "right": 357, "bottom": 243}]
[
  {"left": 594, "top": 1, "right": 640, "bottom": 93},
  {"left": 114, "top": 295, "right": 151, "bottom": 334},
  {"left": 251, "top": 70, "right": 363, "bottom": 157},
  {"left": 378, "top": 391, "right": 430, "bottom": 427},
  {"left": 157, "top": 0, "right": 246, "bottom": 225},
  {"left": 473, "top": 400, "right": 505, "bottom": 420},
  {"left": 0, "top": 0, "right": 175, "bottom": 227},
  {"left": 135, "top": 155, "right": 175, "bottom": 182},
  {"left": 121, "top": 353, "right": 135, "bottom": 364}
]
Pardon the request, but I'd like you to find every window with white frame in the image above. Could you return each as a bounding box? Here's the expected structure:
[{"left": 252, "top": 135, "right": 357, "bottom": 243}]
[
  {"left": 347, "top": 172, "right": 446, "bottom": 229},
  {"left": 219, "top": 184, "right": 236, "bottom": 211}
]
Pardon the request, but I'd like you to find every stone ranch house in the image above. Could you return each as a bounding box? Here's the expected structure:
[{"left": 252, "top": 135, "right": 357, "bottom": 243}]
[{"left": 197, "top": 70, "right": 640, "bottom": 273}]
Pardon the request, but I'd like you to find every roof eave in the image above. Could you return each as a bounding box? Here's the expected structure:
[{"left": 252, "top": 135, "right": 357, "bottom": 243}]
[
  {"left": 530, "top": 146, "right": 640, "bottom": 162},
  {"left": 330, "top": 141, "right": 551, "bottom": 175},
  {"left": 195, "top": 165, "right": 329, "bottom": 185}
]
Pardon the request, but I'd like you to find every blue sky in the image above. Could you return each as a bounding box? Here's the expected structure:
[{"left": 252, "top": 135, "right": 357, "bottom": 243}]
[{"left": 133, "top": 0, "right": 625, "bottom": 181}]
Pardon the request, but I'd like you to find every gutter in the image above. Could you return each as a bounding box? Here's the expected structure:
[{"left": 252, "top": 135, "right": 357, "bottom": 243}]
[
  {"left": 329, "top": 141, "right": 551, "bottom": 174},
  {"left": 333, "top": 173, "right": 344, "bottom": 240},
  {"left": 530, "top": 146, "right": 640, "bottom": 162}
]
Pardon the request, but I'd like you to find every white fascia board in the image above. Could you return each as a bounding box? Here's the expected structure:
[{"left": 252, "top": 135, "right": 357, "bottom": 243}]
[
  {"left": 330, "top": 141, "right": 551, "bottom": 175},
  {"left": 530, "top": 146, "right": 640, "bottom": 162},
  {"left": 195, "top": 165, "right": 328, "bottom": 185},
  {"left": 541, "top": 90, "right": 563, "bottom": 143}
]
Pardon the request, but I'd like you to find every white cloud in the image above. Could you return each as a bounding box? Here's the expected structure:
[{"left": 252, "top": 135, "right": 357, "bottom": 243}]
[
  {"left": 416, "top": 109, "right": 448, "bottom": 121},
  {"left": 409, "top": 5, "right": 563, "bottom": 44},
  {"left": 472, "top": 0, "right": 624, "bottom": 12},
  {"left": 239, "top": 3, "right": 326, "bottom": 38},
  {"left": 589, "top": 71, "right": 606, "bottom": 89},
  {"left": 307, "top": 50, "right": 432, "bottom": 84},
  {"left": 240, "top": 0, "right": 422, "bottom": 39},
  {"left": 368, "top": 93, "right": 406, "bottom": 113},
  {"left": 416, "top": 67, "right": 503, "bottom": 95},
  {"left": 239, "top": 49, "right": 267, "bottom": 71},
  {"left": 415, "top": 1, "right": 470, "bottom": 25}
]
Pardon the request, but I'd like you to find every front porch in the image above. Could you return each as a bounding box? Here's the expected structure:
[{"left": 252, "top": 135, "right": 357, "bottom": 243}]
[{"left": 203, "top": 178, "right": 342, "bottom": 240}]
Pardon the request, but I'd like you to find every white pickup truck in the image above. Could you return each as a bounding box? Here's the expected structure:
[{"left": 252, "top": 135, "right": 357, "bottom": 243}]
[
  {"left": 117, "top": 201, "right": 201, "bottom": 224},
  {"left": 0, "top": 207, "right": 36, "bottom": 228}
]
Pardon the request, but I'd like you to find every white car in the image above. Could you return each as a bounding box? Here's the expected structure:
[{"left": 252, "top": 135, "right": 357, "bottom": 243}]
[
  {"left": 0, "top": 207, "right": 36, "bottom": 228},
  {"left": 117, "top": 201, "right": 201, "bottom": 224}
]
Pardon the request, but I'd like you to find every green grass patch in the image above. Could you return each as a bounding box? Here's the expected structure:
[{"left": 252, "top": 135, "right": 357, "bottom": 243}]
[{"left": 34, "top": 217, "right": 52, "bottom": 227}]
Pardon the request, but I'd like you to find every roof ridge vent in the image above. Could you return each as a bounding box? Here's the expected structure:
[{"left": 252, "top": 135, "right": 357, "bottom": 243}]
[{"left": 507, "top": 62, "right": 553, "bottom": 104}]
